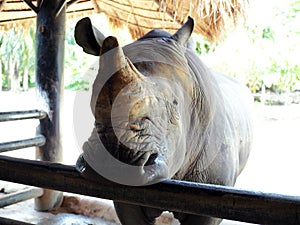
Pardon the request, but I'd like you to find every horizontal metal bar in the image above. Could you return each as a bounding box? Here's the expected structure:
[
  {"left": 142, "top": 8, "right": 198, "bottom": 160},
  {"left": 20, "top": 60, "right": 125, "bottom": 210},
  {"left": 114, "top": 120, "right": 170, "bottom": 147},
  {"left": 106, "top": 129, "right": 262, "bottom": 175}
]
[
  {"left": 0, "top": 135, "right": 46, "bottom": 152},
  {"left": 0, "top": 110, "right": 47, "bottom": 122},
  {"left": 0, "top": 217, "right": 34, "bottom": 225},
  {"left": 0, "top": 187, "right": 43, "bottom": 208},
  {"left": 0, "top": 156, "right": 299, "bottom": 224}
]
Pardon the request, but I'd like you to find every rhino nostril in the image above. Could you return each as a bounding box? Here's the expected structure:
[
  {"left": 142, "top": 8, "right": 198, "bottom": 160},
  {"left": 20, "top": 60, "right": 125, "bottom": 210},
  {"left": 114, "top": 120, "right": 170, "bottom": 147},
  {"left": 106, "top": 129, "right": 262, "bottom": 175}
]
[
  {"left": 129, "top": 124, "right": 143, "bottom": 132},
  {"left": 129, "top": 116, "right": 151, "bottom": 132},
  {"left": 145, "top": 152, "right": 158, "bottom": 166}
]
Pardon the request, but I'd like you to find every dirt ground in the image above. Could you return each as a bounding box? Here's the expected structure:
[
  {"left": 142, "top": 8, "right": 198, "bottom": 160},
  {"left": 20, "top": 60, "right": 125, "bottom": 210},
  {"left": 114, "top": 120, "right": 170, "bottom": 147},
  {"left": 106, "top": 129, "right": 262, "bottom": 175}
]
[{"left": 0, "top": 89, "right": 299, "bottom": 224}]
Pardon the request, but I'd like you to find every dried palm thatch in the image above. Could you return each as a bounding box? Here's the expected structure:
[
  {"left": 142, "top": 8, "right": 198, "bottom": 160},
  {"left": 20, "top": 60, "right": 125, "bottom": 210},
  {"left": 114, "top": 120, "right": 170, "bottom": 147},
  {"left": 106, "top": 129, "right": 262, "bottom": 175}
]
[
  {"left": 0, "top": 0, "right": 248, "bottom": 42},
  {"left": 93, "top": 0, "right": 248, "bottom": 42}
]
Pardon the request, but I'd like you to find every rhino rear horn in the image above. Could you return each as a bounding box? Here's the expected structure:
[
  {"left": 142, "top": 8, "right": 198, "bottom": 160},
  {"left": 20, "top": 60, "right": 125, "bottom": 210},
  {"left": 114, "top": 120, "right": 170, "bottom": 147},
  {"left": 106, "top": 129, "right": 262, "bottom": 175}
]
[
  {"left": 171, "top": 16, "right": 194, "bottom": 46},
  {"left": 100, "top": 36, "right": 127, "bottom": 71},
  {"left": 74, "top": 17, "right": 105, "bottom": 56},
  {"left": 101, "top": 36, "right": 120, "bottom": 55}
]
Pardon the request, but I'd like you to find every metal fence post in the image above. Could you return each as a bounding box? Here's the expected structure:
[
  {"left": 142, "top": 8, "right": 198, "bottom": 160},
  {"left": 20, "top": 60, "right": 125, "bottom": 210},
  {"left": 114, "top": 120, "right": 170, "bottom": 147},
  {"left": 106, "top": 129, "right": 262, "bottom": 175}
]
[{"left": 34, "top": 0, "right": 66, "bottom": 211}]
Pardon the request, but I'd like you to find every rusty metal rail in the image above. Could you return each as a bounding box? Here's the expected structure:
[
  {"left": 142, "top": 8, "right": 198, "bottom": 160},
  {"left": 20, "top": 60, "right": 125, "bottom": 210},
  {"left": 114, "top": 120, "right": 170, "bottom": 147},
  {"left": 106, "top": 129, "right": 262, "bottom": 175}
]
[
  {"left": 0, "top": 109, "right": 47, "bottom": 217},
  {"left": 0, "top": 135, "right": 46, "bottom": 153},
  {"left": 0, "top": 187, "right": 43, "bottom": 208},
  {"left": 0, "top": 155, "right": 299, "bottom": 224},
  {"left": 0, "top": 110, "right": 46, "bottom": 122},
  {"left": 0, "top": 109, "right": 46, "bottom": 152}
]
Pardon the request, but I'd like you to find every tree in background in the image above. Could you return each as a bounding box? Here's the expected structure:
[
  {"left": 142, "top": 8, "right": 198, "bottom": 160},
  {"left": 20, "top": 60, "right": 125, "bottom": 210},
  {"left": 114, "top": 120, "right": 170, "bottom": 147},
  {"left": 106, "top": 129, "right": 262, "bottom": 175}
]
[
  {"left": 0, "top": 26, "right": 35, "bottom": 91},
  {"left": 199, "top": 0, "right": 300, "bottom": 95}
]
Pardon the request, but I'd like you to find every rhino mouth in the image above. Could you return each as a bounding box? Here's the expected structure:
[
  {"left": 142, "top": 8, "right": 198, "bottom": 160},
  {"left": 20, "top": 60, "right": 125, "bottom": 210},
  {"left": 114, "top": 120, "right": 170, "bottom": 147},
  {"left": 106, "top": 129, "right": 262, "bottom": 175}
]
[
  {"left": 97, "top": 129, "right": 161, "bottom": 167},
  {"left": 145, "top": 152, "right": 159, "bottom": 166},
  {"left": 92, "top": 114, "right": 170, "bottom": 186},
  {"left": 117, "top": 142, "right": 159, "bottom": 166}
]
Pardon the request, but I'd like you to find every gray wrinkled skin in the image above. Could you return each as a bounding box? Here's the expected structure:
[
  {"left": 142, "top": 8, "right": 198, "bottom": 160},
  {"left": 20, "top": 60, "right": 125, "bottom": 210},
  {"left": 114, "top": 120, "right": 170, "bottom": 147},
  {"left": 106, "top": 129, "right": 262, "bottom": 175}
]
[{"left": 74, "top": 17, "right": 253, "bottom": 225}]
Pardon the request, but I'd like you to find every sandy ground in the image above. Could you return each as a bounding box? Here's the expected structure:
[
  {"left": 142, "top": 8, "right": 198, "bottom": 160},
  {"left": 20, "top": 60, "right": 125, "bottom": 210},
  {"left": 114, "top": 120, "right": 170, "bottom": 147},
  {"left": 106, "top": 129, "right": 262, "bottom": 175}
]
[{"left": 0, "top": 89, "right": 299, "bottom": 224}]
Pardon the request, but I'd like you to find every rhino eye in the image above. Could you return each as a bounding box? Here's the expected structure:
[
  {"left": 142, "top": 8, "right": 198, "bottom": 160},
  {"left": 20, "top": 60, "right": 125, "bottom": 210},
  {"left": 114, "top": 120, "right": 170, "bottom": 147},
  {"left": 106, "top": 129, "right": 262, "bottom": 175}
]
[
  {"left": 161, "top": 37, "right": 173, "bottom": 44},
  {"left": 166, "top": 101, "right": 179, "bottom": 125}
]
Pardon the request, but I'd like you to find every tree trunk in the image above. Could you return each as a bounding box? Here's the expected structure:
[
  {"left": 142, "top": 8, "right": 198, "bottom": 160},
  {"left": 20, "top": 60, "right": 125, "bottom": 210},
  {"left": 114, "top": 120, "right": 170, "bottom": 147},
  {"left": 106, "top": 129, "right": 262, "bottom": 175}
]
[
  {"left": 11, "top": 62, "right": 19, "bottom": 92},
  {"left": 0, "top": 62, "right": 2, "bottom": 92},
  {"left": 23, "top": 67, "right": 29, "bottom": 91},
  {"left": 7, "top": 56, "right": 13, "bottom": 91}
]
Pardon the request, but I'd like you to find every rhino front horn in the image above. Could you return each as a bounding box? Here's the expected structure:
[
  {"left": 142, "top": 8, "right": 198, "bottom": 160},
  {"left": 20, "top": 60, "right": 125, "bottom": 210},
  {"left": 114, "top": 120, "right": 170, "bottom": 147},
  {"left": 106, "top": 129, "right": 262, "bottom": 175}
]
[
  {"left": 171, "top": 16, "right": 194, "bottom": 46},
  {"left": 92, "top": 36, "right": 141, "bottom": 120}
]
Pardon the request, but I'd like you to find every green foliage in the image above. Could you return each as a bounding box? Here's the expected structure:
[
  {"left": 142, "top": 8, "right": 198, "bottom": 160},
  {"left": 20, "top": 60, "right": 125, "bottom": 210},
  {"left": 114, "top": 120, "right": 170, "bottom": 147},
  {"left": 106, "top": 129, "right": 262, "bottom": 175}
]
[
  {"left": 0, "top": 20, "right": 95, "bottom": 92},
  {"left": 262, "top": 27, "right": 274, "bottom": 40},
  {"left": 0, "top": 26, "right": 36, "bottom": 90},
  {"left": 196, "top": 0, "right": 300, "bottom": 94},
  {"left": 64, "top": 21, "right": 96, "bottom": 91},
  {"left": 195, "top": 36, "right": 213, "bottom": 55},
  {"left": 65, "top": 79, "right": 89, "bottom": 91}
]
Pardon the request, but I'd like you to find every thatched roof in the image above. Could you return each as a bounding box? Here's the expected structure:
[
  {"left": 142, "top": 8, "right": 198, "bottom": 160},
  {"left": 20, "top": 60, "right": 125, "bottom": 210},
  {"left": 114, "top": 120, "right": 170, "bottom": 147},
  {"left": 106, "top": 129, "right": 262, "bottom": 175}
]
[
  {"left": 0, "top": 0, "right": 94, "bottom": 29},
  {"left": 0, "top": 0, "right": 248, "bottom": 42}
]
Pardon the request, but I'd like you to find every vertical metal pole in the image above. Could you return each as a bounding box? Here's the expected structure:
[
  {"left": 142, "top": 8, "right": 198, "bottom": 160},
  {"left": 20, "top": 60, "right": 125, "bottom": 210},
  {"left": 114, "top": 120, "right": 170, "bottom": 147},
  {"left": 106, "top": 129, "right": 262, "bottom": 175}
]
[{"left": 35, "top": 0, "right": 66, "bottom": 211}]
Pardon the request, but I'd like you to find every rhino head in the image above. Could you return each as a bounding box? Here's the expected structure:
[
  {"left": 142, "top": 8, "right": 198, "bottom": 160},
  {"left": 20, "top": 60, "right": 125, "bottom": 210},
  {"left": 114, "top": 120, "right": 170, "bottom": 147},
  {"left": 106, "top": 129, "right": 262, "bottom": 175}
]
[{"left": 75, "top": 17, "right": 202, "bottom": 186}]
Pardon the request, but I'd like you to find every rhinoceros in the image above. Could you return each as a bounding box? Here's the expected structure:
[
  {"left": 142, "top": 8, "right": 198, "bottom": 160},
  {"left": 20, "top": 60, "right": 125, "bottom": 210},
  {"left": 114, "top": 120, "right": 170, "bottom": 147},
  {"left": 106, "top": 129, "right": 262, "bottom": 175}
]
[{"left": 74, "top": 17, "right": 253, "bottom": 225}]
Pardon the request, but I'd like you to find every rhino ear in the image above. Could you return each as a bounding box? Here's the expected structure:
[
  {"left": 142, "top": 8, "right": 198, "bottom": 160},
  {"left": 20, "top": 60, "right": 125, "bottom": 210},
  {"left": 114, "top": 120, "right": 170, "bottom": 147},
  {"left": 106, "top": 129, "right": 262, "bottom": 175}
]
[
  {"left": 171, "top": 16, "right": 194, "bottom": 46},
  {"left": 74, "top": 17, "right": 106, "bottom": 56}
]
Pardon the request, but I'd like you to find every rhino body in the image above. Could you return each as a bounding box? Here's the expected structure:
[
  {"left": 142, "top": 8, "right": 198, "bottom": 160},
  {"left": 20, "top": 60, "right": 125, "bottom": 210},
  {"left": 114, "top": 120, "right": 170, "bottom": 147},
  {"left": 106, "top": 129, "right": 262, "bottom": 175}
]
[{"left": 75, "top": 17, "right": 253, "bottom": 225}]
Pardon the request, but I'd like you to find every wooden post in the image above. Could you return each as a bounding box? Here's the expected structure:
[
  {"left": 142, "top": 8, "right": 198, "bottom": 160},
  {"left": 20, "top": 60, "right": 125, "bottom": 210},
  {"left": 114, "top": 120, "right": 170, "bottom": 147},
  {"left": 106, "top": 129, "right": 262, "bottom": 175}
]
[{"left": 35, "top": 0, "right": 66, "bottom": 211}]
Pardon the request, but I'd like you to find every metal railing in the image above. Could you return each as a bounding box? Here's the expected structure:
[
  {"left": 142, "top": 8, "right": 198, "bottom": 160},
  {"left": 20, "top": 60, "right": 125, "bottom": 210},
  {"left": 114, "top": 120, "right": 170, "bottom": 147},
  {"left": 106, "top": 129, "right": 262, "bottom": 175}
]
[
  {"left": 0, "top": 187, "right": 43, "bottom": 208},
  {"left": 0, "top": 110, "right": 46, "bottom": 153},
  {"left": 0, "top": 109, "right": 45, "bottom": 225},
  {"left": 0, "top": 135, "right": 46, "bottom": 153},
  {"left": 0, "top": 110, "right": 47, "bottom": 122},
  {"left": 0, "top": 155, "right": 300, "bottom": 225}
]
